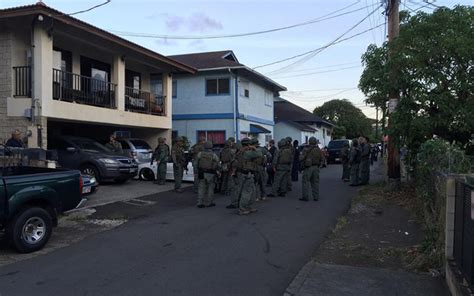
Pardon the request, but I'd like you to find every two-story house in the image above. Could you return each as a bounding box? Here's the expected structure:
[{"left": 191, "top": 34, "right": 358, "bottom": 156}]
[
  {"left": 274, "top": 98, "right": 335, "bottom": 146},
  {"left": 168, "top": 50, "right": 286, "bottom": 146},
  {"left": 0, "top": 3, "right": 195, "bottom": 149}
]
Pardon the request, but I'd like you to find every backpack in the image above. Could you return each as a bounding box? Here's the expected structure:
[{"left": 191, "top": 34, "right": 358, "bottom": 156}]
[
  {"left": 304, "top": 146, "right": 321, "bottom": 167},
  {"left": 278, "top": 148, "right": 292, "bottom": 165},
  {"left": 198, "top": 151, "right": 216, "bottom": 170}
]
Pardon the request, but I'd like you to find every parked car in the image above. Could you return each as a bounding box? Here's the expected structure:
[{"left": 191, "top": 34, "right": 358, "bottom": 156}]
[
  {"left": 81, "top": 174, "right": 98, "bottom": 195},
  {"left": 49, "top": 136, "right": 138, "bottom": 183},
  {"left": 327, "top": 139, "right": 351, "bottom": 164},
  {"left": 135, "top": 159, "right": 194, "bottom": 182},
  {"left": 0, "top": 166, "right": 84, "bottom": 253},
  {"left": 116, "top": 138, "right": 153, "bottom": 163}
]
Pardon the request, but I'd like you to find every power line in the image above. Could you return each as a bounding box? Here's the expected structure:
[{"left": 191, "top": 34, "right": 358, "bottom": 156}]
[
  {"left": 108, "top": 1, "right": 375, "bottom": 40},
  {"left": 282, "top": 87, "right": 358, "bottom": 93},
  {"left": 282, "top": 88, "right": 357, "bottom": 102},
  {"left": 271, "top": 65, "right": 362, "bottom": 79},
  {"left": 68, "top": 0, "right": 111, "bottom": 16},
  {"left": 253, "top": 21, "right": 385, "bottom": 71},
  {"left": 265, "top": 61, "right": 361, "bottom": 75}
]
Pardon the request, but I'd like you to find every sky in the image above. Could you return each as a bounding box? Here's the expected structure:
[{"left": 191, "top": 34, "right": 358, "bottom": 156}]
[{"left": 1, "top": 0, "right": 471, "bottom": 119}]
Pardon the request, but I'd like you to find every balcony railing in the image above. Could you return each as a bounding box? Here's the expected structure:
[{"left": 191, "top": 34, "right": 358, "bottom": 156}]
[
  {"left": 13, "top": 66, "right": 31, "bottom": 97},
  {"left": 125, "top": 86, "right": 165, "bottom": 116},
  {"left": 52, "top": 69, "right": 116, "bottom": 109}
]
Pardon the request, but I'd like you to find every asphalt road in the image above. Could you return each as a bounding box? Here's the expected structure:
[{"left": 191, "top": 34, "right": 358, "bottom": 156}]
[{"left": 0, "top": 165, "right": 358, "bottom": 296}]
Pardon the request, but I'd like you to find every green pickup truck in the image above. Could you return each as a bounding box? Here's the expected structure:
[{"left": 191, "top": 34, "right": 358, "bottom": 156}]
[{"left": 0, "top": 166, "right": 84, "bottom": 253}]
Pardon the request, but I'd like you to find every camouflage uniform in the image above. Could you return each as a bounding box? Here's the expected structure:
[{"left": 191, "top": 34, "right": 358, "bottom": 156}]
[
  {"left": 191, "top": 138, "right": 206, "bottom": 192},
  {"left": 227, "top": 142, "right": 243, "bottom": 209},
  {"left": 299, "top": 137, "right": 321, "bottom": 201},
  {"left": 220, "top": 138, "right": 236, "bottom": 195},
  {"left": 151, "top": 137, "right": 170, "bottom": 185},
  {"left": 254, "top": 139, "right": 270, "bottom": 201},
  {"left": 171, "top": 137, "right": 187, "bottom": 192},
  {"left": 340, "top": 143, "right": 350, "bottom": 181},
  {"left": 285, "top": 137, "right": 294, "bottom": 191},
  {"left": 349, "top": 139, "right": 361, "bottom": 186},
  {"left": 196, "top": 141, "right": 220, "bottom": 207},
  {"left": 270, "top": 139, "right": 292, "bottom": 197},
  {"left": 359, "top": 139, "right": 371, "bottom": 185}
]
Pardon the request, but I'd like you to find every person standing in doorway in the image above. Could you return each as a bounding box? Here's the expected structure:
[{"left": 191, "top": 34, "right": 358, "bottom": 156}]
[
  {"left": 171, "top": 137, "right": 186, "bottom": 193},
  {"left": 299, "top": 137, "right": 321, "bottom": 201},
  {"left": 151, "top": 137, "right": 170, "bottom": 185}
]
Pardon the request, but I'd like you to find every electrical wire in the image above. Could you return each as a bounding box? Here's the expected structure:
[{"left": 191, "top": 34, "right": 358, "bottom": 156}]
[
  {"left": 269, "top": 61, "right": 361, "bottom": 75},
  {"left": 271, "top": 65, "right": 362, "bottom": 79},
  {"left": 67, "top": 0, "right": 111, "bottom": 16},
  {"left": 282, "top": 87, "right": 358, "bottom": 93},
  {"left": 108, "top": 1, "right": 376, "bottom": 40}
]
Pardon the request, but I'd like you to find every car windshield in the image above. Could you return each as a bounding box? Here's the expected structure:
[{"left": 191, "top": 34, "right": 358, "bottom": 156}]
[
  {"left": 130, "top": 140, "right": 151, "bottom": 150},
  {"left": 70, "top": 138, "right": 111, "bottom": 153},
  {"left": 328, "top": 141, "right": 347, "bottom": 149}
]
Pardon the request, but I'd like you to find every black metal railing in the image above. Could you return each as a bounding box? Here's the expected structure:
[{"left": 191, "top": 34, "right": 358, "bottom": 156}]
[
  {"left": 13, "top": 66, "right": 31, "bottom": 97},
  {"left": 453, "top": 179, "right": 474, "bottom": 288},
  {"left": 52, "top": 69, "right": 116, "bottom": 109},
  {"left": 125, "top": 86, "right": 165, "bottom": 116}
]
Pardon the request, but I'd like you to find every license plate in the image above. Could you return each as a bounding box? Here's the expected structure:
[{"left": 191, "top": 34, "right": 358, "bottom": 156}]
[{"left": 82, "top": 186, "right": 92, "bottom": 194}]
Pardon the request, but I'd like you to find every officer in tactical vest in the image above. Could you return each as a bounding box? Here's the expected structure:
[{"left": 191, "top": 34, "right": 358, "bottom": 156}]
[
  {"left": 171, "top": 137, "right": 187, "bottom": 193},
  {"left": 234, "top": 138, "right": 261, "bottom": 215},
  {"left": 220, "top": 138, "right": 236, "bottom": 195},
  {"left": 359, "top": 136, "right": 371, "bottom": 185},
  {"left": 285, "top": 136, "right": 294, "bottom": 192},
  {"left": 253, "top": 138, "right": 270, "bottom": 202},
  {"left": 196, "top": 141, "right": 220, "bottom": 208},
  {"left": 299, "top": 137, "right": 322, "bottom": 201},
  {"left": 349, "top": 138, "right": 361, "bottom": 186},
  {"left": 269, "top": 139, "right": 292, "bottom": 197},
  {"left": 191, "top": 136, "right": 206, "bottom": 192},
  {"left": 340, "top": 141, "right": 350, "bottom": 182},
  {"left": 226, "top": 141, "right": 243, "bottom": 209},
  {"left": 151, "top": 137, "right": 170, "bottom": 185},
  {"left": 105, "top": 134, "right": 123, "bottom": 154}
]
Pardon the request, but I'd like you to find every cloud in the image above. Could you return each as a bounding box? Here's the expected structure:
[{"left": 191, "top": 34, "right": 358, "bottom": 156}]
[{"left": 163, "top": 13, "right": 223, "bottom": 33}]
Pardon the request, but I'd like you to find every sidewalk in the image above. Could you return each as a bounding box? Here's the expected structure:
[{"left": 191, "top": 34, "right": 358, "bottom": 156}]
[{"left": 284, "top": 161, "right": 449, "bottom": 296}]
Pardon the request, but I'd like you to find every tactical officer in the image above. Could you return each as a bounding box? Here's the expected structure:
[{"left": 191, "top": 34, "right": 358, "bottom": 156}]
[
  {"left": 340, "top": 142, "right": 350, "bottom": 182},
  {"left": 234, "top": 138, "right": 260, "bottom": 215},
  {"left": 105, "top": 134, "right": 123, "bottom": 154},
  {"left": 220, "top": 138, "right": 236, "bottom": 195},
  {"left": 191, "top": 136, "right": 206, "bottom": 192},
  {"left": 196, "top": 141, "right": 220, "bottom": 208},
  {"left": 359, "top": 136, "right": 371, "bottom": 185},
  {"left": 226, "top": 141, "right": 243, "bottom": 209},
  {"left": 349, "top": 138, "right": 361, "bottom": 186},
  {"left": 253, "top": 138, "right": 270, "bottom": 202},
  {"left": 151, "top": 137, "right": 170, "bottom": 185},
  {"left": 299, "top": 137, "right": 321, "bottom": 201},
  {"left": 269, "top": 139, "right": 292, "bottom": 197},
  {"left": 285, "top": 136, "right": 294, "bottom": 192},
  {"left": 171, "top": 137, "right": 187, "bottom": 193}
]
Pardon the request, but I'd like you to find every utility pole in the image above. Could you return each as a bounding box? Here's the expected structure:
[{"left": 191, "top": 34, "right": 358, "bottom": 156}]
[{"left": 386, "top": 0, "right": 401, "bottom": 185}]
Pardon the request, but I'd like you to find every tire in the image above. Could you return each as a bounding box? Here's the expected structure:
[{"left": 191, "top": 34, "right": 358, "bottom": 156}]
[
  {"left": 139, "top": 168, "right": 155, "bottom": 181},
  {"left": 6, "top": 207, "right": 53, "bottom": 253},
  {"left": 80, "top": 164, "right": 101, "bottom": 183}
]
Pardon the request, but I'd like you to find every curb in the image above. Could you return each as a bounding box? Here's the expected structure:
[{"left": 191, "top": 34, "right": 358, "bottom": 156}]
[{"left": 283, "top": 260, "right": 316, "bottom": 296}]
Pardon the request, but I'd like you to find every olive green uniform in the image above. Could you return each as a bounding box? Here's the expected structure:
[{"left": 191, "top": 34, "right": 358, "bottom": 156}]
[
  {"left": 359, "top": 143, "right": 370, "bottom": 185},
  {"left": 171, "top": 143, "right": 186, "bottom": 190},
  {"left": 349, "top": 144, "right": 361, "bottom": 186},
  {"left": 235, "top": 147, "right": 260, "bottom": 212},
  {"left": 196, "top": 148, "right": 220, "bottom": 206},
  {"left": 271, "top": 140, "right": 292, "bottom": 196},
  {"left": 340, "top": 145, "right": 350, "bottom": 181},
  {"left": 105, "top": 141, "right": 123, "bottom": 154},
  {"left": 255, "top": 146, "right": 270, "bottom": 200},
  {"left": 220, "top": 141, "right": 236, "bottom": 195},
  {"left": 299, "top": 142, "right": 321, "bottom": 200},
  {"left": 152, "top": 143, "right": 170, "bottom": 185},
  {"left": 286, "top": 139, "right": 294, "bottom": 191},
  {"left": 191, "top": 142, "right": 205, "bottom": 192},
  {"left": 229, "top": 146, "right": 243, "bottom": 208}
]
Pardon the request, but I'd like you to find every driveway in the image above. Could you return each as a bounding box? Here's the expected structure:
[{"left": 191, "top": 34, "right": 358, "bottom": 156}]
[{"left": 0, "top": 164, "right": 357, "bottom": 296}]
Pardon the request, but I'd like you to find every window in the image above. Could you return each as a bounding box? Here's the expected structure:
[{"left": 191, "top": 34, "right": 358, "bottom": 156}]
[
  {"left": 172, "top": 80, "right": 177, "bottom": 98},
  {"left": 265, "top": 91, "right": 273, "bottom": 106},
  {"left": 240, "top": 80, "right": 250, "bottom": 98},
  {"left": 206, "top": 78, "right": 230, "bottom": 95},
  {"left": 197, "top": 131, "right": 226, "bottom": 145},
  {"left": 244, "top": 89, "right": 250, "bottom": 98},
  {"left": 265, "top": 135, "right": 272, "bottom": 143},
  {"left": 125, "top": 70, "right": 141, "bottom": 90}
]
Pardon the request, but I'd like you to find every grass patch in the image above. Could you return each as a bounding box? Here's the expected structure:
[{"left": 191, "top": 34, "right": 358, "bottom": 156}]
[{"left": 333, "top": 216, "right": 348, "bottom": 233}]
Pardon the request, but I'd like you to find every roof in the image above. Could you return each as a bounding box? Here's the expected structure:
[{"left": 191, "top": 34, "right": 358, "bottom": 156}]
[
  {"left": 286, "top": 121, "right": 317, "bottom": 132},
  {"left": 249, "top": 124, "right": 271, "bottom": 134},
  {"left": 0, "top": 3, "right": 196, "bottom": 74},
  {"left": 169, "top": 50, "right": 286, "bottom": 92},
  {"left": 274, "top": 99, "right": 334, "bottom": 127}
]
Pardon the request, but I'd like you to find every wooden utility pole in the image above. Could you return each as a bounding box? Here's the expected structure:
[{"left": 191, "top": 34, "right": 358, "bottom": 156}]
[{"left": 386, "top": 0, "right": 401, "bottom": 183}]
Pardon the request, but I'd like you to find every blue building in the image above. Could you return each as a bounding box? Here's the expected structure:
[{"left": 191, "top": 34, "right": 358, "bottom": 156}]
[{"left": 169, "top": 51, "right": 286, "bottom": 146}]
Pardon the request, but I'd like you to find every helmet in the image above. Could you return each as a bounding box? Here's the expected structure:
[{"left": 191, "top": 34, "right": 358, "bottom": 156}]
[
  {"left": 309, "top": 137, "right": 317, "bottom": 145},
  {"left": 241, "top": 137, "right": 251, "bottom": 146},
  {"left": 227, "top": 137, "right": 236, "bottom": 143},
  {"left": 204, "top": 141, "right": 213, "bottom": 149},
  {"left": 175, "top": 136, "right": 183, "bottom": 142},
  {"left": 250, "top": 138, "right": 259, "bottom": 146},
  {"left": 278, "top": 139, "right": 287, "bottom": 148},
  {"left": 285, "top": 136, "right": 292, "bottom": 143}
]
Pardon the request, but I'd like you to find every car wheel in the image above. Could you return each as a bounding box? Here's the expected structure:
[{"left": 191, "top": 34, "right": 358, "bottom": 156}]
[
  {"left": 80, "top": 165, "right": 101, "bottom": 183},
  {"left": 139, "top": 168, "right": 155, "bottom": 181},
  {"left": 6, "top": 207, "right": 53, "bottom": 253}
]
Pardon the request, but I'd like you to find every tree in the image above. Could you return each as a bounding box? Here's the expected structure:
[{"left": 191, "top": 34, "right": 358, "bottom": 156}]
[
  {"left": 313, "top": 99, "right": 372, "bottom": 139},
  {"left": 359, "top": 6, "right": 474, "bottom": 159}
]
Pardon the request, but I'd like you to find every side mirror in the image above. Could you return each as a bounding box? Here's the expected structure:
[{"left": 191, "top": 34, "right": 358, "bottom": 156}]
[{"left": 66, "top": 147, "right": 77, "bottom": 153}]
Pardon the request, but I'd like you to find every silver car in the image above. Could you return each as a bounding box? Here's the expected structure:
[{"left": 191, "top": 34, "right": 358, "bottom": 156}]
[{"left": 117, "top": 138, "right": 153, "bottom": 163}]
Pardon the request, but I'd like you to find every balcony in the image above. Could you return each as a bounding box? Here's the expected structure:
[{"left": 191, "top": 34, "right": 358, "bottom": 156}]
[
  {"left": 52, "top": 69, "right": 116, "bottom": 109},
  {"left": 125, "top": 87, "right": 166, "bottom": 116}
]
